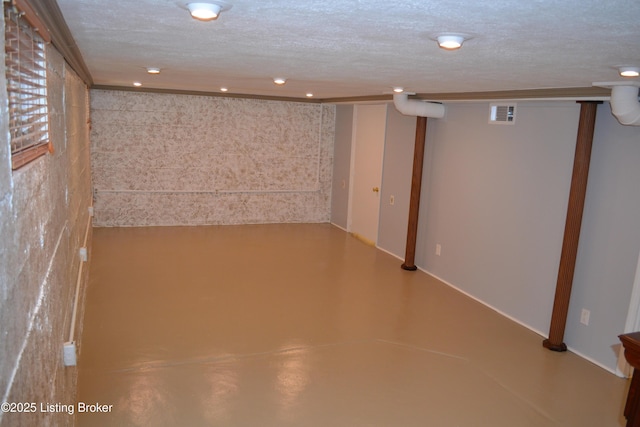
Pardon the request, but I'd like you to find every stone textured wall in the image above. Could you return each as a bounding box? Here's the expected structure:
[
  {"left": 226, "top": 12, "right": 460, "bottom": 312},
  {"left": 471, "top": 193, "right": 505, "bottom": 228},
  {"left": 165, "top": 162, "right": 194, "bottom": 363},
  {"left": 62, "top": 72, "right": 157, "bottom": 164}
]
[
  {"left": 0, "top": 37, "right": 92, "bottom": 426},
  {"left": 91, "top": 90, "right": 335, "bottom": 226}
]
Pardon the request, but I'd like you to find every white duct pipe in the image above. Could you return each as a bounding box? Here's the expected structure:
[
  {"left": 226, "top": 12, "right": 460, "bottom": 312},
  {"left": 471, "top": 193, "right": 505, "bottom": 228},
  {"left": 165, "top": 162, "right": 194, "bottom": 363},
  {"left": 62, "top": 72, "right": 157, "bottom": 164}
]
[
  {"left": 610, "top": 85, "right": 640, "bottom": 126},
  {"left": 393, "top": 93, "right": 445, "bottom": 118}
]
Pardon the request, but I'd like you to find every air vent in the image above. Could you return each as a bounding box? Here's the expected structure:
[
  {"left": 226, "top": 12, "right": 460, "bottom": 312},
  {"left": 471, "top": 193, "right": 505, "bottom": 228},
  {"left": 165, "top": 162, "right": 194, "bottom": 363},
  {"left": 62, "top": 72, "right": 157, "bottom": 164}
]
[{"left": 489, "top": 104, "right": 516, "bottom": 124}]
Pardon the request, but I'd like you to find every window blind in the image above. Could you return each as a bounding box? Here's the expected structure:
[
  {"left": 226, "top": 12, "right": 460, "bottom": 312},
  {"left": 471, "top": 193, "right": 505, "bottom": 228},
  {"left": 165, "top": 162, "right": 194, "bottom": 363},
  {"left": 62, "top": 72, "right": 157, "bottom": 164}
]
[{"left": 5, "top": 2, "right": 50, "bottom": 170}]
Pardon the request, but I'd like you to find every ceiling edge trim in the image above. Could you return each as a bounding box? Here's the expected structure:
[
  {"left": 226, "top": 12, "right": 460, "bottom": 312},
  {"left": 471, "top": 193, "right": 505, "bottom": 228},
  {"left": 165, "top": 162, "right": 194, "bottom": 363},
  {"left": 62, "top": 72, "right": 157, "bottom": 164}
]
[
  {"left": 322, "top": 87, "right": 612, "bottom": 104},
  {"left": 90, "top": 86, "right": 613, "bottom": 105},
  {"left": 91, "top": 85, "right": 323, "bottom": 103},
  {"left": 28, "top": 0, "right": 93, "bottom": 86},
  {"left": 414, "top": 87, "right": 611, "bottom": 101},
  {"left": 321, "top": 95, "right": 392, "bottom": 103}
]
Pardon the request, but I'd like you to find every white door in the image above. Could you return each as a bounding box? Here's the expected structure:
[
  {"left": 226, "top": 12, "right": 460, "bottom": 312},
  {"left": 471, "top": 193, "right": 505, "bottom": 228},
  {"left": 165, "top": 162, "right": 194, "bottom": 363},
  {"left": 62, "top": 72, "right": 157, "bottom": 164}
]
[{"left": 348, "top": 104, "right": 387, "bottom": 245}]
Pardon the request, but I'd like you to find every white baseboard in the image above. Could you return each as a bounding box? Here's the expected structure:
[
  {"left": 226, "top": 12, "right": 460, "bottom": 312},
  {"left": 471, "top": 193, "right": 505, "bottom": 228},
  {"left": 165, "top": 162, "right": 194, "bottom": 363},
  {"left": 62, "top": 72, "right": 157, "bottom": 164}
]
[
  {"left": 376, "top": 245, "right": 404, "bottom": 261},
  {"left": 332, "top": 227, "right": 621, "bottom": 377},
  {"left": 419, "top": 268, "right": 548, "bottom": 338},
  {"left": 330, "top": 222, "right": 348, "bottom": 232},
  {"left": 565, "top": 345, "right": 622, "bottom": 377},
  {"left": 418, "top": 268, "right": 621, "bottom": 376}
]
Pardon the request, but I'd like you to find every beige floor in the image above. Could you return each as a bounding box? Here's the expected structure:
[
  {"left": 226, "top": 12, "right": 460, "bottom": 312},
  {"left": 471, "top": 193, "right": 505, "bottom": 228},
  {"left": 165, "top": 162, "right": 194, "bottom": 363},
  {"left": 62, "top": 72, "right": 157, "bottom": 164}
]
[{"left": 77, "top": 223, "right": 628, "bottom": 426}]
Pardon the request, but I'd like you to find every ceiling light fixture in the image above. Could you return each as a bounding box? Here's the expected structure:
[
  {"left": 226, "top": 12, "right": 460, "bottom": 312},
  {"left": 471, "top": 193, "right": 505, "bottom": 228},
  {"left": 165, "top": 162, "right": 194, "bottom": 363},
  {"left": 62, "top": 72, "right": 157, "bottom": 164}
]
[
  {"left": 393, "top": 87, "right": 404, "bottom": 93},
  {"left": 436, "top": 34, "right": 466, "bottom": 50},
  {"left": 133, "top": 82, "right": 142, "bottom": 87},
  {"left": 306, "top": 93, "right": 314, "bottom": 97},
  {"left": 186, "top": 1, "right": 232, "bottom": 21},
  {"left": 273, "top": 77, "right": 287, "bottom": 85},
  {"left": 220, "top": 87, "right": 228, "bottom": 92},
  {"left": 619, "top": 66, "right": 640, "bottom": 78},
  {"left": 146, "top": 67, "right": 161, "bottom": 74}
]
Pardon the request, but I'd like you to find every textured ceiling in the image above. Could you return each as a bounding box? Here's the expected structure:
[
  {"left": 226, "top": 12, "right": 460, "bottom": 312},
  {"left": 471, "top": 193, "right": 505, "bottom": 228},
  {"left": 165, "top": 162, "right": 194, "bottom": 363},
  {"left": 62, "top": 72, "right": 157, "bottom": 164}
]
[{"left": 55, "top": 0, "right": 640, "bottom": 100}]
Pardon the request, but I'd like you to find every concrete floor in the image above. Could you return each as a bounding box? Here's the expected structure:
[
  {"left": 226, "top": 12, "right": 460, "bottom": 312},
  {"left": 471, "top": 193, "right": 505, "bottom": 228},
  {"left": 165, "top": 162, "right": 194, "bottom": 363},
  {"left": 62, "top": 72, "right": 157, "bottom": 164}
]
[{"left": 77, "top": 224, "right": 628, "bottom": 426}]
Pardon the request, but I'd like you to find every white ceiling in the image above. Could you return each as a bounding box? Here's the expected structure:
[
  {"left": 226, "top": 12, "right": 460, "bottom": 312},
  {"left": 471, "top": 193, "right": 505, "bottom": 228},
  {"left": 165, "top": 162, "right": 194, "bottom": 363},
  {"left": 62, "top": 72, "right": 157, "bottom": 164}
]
[{"left": 55, "top": 0, "right": 640, "bottom": 100}]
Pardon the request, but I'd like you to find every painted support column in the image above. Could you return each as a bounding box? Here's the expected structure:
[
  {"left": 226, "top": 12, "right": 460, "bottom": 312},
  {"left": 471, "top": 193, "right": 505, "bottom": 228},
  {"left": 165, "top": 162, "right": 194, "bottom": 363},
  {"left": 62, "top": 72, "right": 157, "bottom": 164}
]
[
  {"left": 401, "top": 116, "right": 427, "bottom": 271},
  {"left": 543, "top": 101, "right": 601, "bottom": 351}
]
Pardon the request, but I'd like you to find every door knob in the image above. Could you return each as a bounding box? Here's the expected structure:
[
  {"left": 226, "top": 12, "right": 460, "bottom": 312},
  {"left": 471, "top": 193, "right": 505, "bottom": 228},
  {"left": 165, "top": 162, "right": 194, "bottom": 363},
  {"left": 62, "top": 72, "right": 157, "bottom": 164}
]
[{"left": 372, "top": 187, "right": 379, "bottom": 193}]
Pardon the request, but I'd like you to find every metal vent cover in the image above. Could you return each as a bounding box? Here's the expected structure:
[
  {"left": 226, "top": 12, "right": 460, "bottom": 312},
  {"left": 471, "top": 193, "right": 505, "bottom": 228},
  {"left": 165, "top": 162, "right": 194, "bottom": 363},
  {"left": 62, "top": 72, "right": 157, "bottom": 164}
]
[{"left": 489, "top": 104, "right": 516, "bottom": 124}]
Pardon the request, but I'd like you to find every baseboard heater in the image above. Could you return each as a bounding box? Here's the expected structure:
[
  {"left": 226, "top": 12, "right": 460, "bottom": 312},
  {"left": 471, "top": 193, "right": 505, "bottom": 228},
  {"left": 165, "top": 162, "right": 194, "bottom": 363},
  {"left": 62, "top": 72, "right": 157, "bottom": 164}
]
[{"left": 63, "top": 206, "right": 93, "bottom": 367}]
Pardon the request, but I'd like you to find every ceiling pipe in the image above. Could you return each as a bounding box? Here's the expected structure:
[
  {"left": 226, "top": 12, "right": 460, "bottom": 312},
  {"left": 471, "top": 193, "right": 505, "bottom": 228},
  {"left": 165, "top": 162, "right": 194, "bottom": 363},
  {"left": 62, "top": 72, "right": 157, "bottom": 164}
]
[
  {"left": 593, "top": 81, "right": 640, "bottom": 126},
  {"left": 393, "top": 93, "right": 445, "bottom": 118},
  {"left": 611, "top": 85, "right": 640, "bottom": 126}
]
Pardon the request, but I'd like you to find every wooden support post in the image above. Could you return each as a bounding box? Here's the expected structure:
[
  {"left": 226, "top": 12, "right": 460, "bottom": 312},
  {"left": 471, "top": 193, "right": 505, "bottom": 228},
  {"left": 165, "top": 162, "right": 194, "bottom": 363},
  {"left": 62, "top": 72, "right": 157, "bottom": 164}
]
[
  {"left": 543, "top": 101, "right": 601, "bottom": 351},
  {"left": 401, "top": 116, "right": 428, "bottom": 271}
]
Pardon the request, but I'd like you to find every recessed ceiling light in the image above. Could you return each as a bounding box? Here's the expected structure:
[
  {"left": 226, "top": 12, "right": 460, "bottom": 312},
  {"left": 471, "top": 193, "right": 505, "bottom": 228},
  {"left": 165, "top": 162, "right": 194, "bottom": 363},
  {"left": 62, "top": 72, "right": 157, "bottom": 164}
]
[
  {"left": 133, "top": 82, "right": 142, "bottom": 87},
  {"left": 619, "top": 66, "right": 640, "bottom": 77},
  {"left": 436, "top": 34, "right": 466, "bottom": 50},
  {"left": 220, "top": 87, "right": 228, "bottom": 92},
  {"left": 186, "top": 1, "right": 232, "bottom": 21},
  {"left": 393, "top": 87, "right": 404, "bottom": 93},
  {"left": 147, "top": 67, "right": 161, "bottom": 74},
  {"left": 306, "top": 93, "right": 314, "bottom": 97},
  {"left": 273, "top": 77, "right": 287, "bottom": 85}
]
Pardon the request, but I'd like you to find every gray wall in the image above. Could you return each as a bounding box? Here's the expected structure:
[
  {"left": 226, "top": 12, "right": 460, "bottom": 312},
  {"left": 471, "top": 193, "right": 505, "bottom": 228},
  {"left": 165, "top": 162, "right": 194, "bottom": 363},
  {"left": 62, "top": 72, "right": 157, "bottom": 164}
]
[
  {"left": 377, "top": 106, "right": 417, "bottom": 258},
  {"left": 408, "top": 100, "right": 639, "bottom": 373},
  {"left": 566, "top": 103, "right": 640, "bottom": 369},
  {"left": 0, "top": 40, "right": 92, "bottom": 427},
  {"left": 344, "top": 99, "right": 640, "bottom": 372},
  {"left": 330, "top": 105, "right": 353, "bottom": 229},
  {"left": 416, "top": 102, "right": 579, "bottom": 336}
]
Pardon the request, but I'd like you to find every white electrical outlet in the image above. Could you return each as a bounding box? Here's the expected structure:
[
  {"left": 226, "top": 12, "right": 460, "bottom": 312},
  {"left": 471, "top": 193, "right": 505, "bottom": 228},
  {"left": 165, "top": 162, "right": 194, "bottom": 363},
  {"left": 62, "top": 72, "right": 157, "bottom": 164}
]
[
  {"left": 63, "top": 342, "right": 77, "bottom": 366},
  {"left": 435, "top": 244, "right": 441, "bottom": 256},
  {"left": 580, "top": 309, "right": 590, "bottom": 326},
  {"left": 390, "top": 195, "right": 395, "bottom": 205}
]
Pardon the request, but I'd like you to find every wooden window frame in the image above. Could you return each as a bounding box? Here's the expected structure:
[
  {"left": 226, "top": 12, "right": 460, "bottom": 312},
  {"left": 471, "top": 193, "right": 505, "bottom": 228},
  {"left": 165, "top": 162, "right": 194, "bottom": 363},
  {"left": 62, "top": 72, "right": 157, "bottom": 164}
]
[{"left": 5, "top": 0, "right": 51, "bottom": 170}]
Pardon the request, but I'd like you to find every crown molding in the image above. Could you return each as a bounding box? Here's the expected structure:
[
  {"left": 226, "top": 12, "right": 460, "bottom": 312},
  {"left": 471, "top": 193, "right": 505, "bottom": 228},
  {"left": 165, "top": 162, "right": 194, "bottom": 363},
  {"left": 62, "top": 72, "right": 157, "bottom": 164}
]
[
  {"left": 91, "top": 85, "right": 323, "bottom": 104},
  {"left": 26, "top": 0, "right": 93, "bottom": 86}
]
